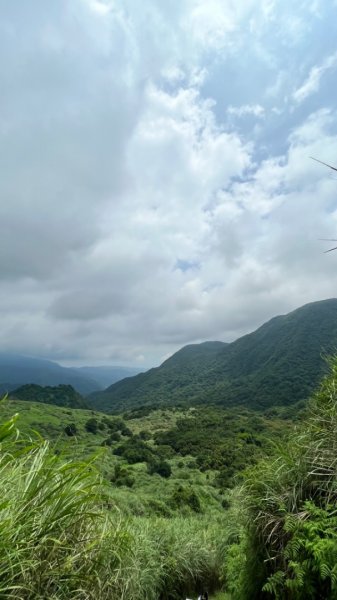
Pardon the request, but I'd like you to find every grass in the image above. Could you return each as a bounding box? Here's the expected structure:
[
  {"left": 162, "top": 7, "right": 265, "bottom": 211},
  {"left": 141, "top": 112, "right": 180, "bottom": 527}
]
[
  {"left": 0, "top": 401, "right": 228, "bottom": 598},
  {"left": 0, "top": 399, "right": 229, "bottom": 517},
  {"left": 222, "top": 356, "right": 337, "bottom": 599},
  {"left": 0, "top": 393, "right": 304, "bottom": 598}
]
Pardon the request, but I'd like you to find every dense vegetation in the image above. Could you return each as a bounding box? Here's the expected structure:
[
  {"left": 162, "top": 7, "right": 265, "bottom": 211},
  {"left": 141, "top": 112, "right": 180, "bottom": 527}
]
[
  {"left": 0, "top": 395, "right": 294, "bottom": 505},
  {"left": 10, "top": 383, "right": 89, "bottom": 409},
  {"left": 3, "top": 350, "right": 337, "bottom": 598},
  {"left": 152, "top": 405, "right": 297, "bottom": 487},
  {"left": 90, "top": 299, "right": 337, "bottom": 412},
  {"left": 0, "top": 407, "right": 227, "bottom": 599},
  {"left": 222, "top": 356, "right": 337, "bottom": 599}
]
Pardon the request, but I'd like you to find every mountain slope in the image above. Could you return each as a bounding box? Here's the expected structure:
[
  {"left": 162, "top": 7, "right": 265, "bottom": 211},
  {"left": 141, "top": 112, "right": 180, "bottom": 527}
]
[
  {"left": 89, "top": 299, "right": 337, "bottom": 412},
  {"left": 89, "top": 341, "right": 228, "bottom": 411},
  {"left": 10, "top": 384, "right": 89, "bottom": 409}
]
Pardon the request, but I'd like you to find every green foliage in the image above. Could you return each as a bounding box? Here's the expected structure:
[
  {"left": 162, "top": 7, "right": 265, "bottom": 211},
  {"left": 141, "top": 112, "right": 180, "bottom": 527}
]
[
  {"left": 64, "top": 422, "right": 77, "bottom": 436},
  {"left": 154, "top": 406, "right": 289, "bottom": 486},
  {"left": 85, "top": 416, "right": 99, "bottom": 433},
  {"left": 228, "top": 355, "right": 337, "bottom": 599},
  {"left": 113, "top": 437, "right": 154, "bottom": 464},
  {"left": 147, "top": 459, "right": 172, "bottom": 478},
  {"left": 0, "top": 403, "right": 225, "bottom": 599},
  {"left": 111, "top": 463, "right": 135, "bottom": 487},
  {"left": 0, "top": 411, "right": 128, "bottom": 598},
  {"left": 10, "top": 383, "right": 88, "bottom": 409},
  {"left": 169, "top": 485, "right": 202, "bottom": 513},
  {"left": 90, "top": 299, "right": 337, "bottom": 412}
]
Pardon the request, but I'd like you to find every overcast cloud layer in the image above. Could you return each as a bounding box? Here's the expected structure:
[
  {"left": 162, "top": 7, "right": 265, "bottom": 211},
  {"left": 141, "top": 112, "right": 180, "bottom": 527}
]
[{"left": 2, "top": 0, "right": 337, "bottom": 367}]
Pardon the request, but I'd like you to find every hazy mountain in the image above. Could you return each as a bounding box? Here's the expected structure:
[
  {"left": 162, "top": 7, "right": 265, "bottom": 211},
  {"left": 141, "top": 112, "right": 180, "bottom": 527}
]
[
  {"left": 0, "top": 354, "right": 100, "bottom": 395},
  {"left": 89, "top": 340, "right": 229, "bottom": 411},
  {"left": 10, "top": 384, "right": 88, "bottom": 409},
  {"left": 89, "top": 299, "right": 337, "bottom": 412},
  {"left": 73, "top": 366, "right": 143, "bottom": 389}
]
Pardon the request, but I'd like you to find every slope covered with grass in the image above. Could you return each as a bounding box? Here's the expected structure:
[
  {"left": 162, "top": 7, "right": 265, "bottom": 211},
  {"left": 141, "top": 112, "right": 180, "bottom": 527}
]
[{"left": 0, "top": 404, "right": 226, "bottom": 599}]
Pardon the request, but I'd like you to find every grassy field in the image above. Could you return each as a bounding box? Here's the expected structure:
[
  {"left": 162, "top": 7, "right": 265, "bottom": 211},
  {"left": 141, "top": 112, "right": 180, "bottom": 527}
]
[
  {"left": 0, "top": 394, "right": 301, "bottom": 598},
  {"left": 0, "top": 399, "right": 227, "bottom": 517}
]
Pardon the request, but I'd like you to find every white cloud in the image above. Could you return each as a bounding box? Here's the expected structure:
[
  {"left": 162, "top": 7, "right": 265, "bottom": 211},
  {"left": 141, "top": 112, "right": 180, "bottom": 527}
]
[
  {"left": 293, "top": 52, "right": 337, "bottom": 103},
  {"left": 227, "top": 104, "right": 265, "bottom": 118},
  {"left": 1, "top": 1, "right": 337, "bottom": 367}
]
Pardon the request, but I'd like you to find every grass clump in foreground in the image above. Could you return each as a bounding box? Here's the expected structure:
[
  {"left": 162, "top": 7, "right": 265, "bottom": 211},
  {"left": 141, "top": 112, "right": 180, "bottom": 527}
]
[
  {"left": 223, "top": 356, "right": 337, "bottom": 600},
  {"left": 0, "top": 405, "right": 224, "bottom": 599}
]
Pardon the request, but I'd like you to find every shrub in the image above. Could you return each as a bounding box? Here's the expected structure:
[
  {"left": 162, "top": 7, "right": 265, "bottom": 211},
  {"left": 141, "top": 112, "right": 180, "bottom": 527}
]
[
  {"left": 169, "top": 485, "right": 202, "bottom": 513},
  {"left": 147, "top": 459, "right": 172, "bottom": 478},
  {"left": 64, "top": 422, "right": 77, "bottom": 436},
  {"left": 111, "top": 464, "right": 135, "bottom": 488},
  {"left": 113, "top": 438, "right": 154, "bottom": 464},
  {"left": 85, "top": 417, "right": 98, "bottom": 434}
]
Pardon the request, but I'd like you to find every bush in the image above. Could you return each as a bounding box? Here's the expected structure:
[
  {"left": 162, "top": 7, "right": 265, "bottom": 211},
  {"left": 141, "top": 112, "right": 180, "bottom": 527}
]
[
  {"left": 169, "top": 485, "right": 202, "bottom": 513},
  {"left": 138, "top": 430, "right": 151, "bottom": 441},
  {"left": 64, "top": 422, "right": 77, "bottom": 436},
  {"left": 111, "top": 464, "right": 135, "bottom": 488},
  {"left": 147, "top": 459, "right": 172, "bottom": 478},
  {"left": 85, "top": 417, "right": 98, "bottom": 434},
  {"left": 113, "top": 438, "right": 154, "bottom": 464}
]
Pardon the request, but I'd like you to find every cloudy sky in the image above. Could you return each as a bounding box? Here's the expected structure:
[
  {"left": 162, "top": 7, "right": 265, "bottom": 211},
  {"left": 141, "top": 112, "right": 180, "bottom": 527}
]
[{"left": 2, "top": 0, "right": 337, "bottom": 367}]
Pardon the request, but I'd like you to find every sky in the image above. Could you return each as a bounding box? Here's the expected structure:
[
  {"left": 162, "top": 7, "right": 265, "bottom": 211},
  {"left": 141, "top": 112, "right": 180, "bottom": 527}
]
[{"left": 2, "top": 0, "right": 337, "bottom": 368}]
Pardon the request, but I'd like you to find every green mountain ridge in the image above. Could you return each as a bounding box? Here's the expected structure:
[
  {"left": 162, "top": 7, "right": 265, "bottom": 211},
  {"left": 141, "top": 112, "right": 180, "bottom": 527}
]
[{"left": 90, "top": 298, "right": 337, "bottom": 412}]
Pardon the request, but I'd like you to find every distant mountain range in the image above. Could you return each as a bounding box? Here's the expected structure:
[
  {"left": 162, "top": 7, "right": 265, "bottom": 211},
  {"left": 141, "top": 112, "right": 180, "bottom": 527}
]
[
  {"left": 73, "top": 366, "right": 143, "bottom": 389},
  {"left": 0, "top": 353, "right": 142, "bottom": 396},
  {"left": 89, "top": 299, "right": 337, "bottom": 412}
]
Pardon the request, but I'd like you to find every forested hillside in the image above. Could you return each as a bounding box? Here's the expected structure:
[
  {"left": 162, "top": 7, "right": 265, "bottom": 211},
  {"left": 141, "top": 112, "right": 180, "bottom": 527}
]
[
  {"left": 10, "top": 383, "right": 88, "bottom": 409},
  {"left": 90, "top": 299, "right": 337, "bottom": 412}
]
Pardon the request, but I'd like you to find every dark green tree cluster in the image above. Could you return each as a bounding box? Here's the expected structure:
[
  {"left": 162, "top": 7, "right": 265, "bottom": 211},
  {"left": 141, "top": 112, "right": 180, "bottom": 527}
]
[
  {"left": 154, "top": 406, "right": 285, "bottom": 486},
  {"left": 113, "top": 437, "right": 172, "bottom": 478}
]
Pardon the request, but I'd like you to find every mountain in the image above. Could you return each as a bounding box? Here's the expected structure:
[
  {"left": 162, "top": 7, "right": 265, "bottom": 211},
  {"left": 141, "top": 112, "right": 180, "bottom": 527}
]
[
  {"left": 73, "top": 366, "right": 143, "bottom": 389},
  {"left": 0, "top": 354, "right": 100, "bottom": 395},
  {"left": 89, "top": 341, "right": 228, "bottom": 412},
  {"left": 89, "top": 299, "right": 337, "bottom": 412},
  {"left": 10, "top": 384, "right": 88, "bottom": 409}
]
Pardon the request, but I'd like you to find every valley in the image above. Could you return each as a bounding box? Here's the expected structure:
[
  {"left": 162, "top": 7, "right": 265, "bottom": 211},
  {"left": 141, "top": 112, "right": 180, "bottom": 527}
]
[{"left": 1, "top": 298, "right": 337, "bottom": 598}]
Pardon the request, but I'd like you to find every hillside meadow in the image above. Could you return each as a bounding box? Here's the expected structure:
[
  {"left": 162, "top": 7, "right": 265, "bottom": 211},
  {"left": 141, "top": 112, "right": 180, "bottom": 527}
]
[{"left": 1, "top": 357, "right": 337, "bottom": 598}]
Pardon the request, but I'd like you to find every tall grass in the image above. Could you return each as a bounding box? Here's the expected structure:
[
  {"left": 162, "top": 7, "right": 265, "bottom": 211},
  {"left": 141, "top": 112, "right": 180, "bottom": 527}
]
[
  {"left": 224, "top": 356, "right": 337, "bottom": 599},
  {"left": 0, "top": 407, "right": 224, "bottom": 598},
  {"left": 0, "top": 414, "right": 126, "bottom": 598}
]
